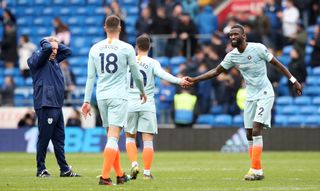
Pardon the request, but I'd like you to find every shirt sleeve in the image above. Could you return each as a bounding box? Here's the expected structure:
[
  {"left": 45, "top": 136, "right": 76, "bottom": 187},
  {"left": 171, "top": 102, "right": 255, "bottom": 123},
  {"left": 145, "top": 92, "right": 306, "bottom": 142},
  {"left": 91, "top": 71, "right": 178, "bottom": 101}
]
[
  {"left": 84, "top": 48, "right": 97, "bottom": 103},
  {"left": 127, "top": 46, "right": 145, "bottom": 93},
  {"left": 220, "top": 52, "right": 234, "bottom": 70},
  {"left": 154, "top": 61, "right": 181, "bottom": 84},
  {"left": 258, "top": 43, "right": 273, "bottom": 62}
]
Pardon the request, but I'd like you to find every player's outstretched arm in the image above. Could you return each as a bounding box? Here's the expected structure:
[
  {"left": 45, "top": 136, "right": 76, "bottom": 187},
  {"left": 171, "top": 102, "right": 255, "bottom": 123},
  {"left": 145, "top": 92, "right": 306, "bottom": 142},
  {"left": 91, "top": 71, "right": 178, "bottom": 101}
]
[
  {"left": 186, "top": 64, "right": 226, "bottom": 84},
  {"left": 269, "top": 57, "right": 302, "bottom": 96}
]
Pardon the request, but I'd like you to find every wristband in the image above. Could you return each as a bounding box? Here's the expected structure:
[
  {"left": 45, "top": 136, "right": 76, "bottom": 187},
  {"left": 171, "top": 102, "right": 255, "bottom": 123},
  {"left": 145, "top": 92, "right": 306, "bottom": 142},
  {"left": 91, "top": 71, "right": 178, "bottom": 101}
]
[{"left": 289, "top": 76, "right": 297, "bottom": 84}]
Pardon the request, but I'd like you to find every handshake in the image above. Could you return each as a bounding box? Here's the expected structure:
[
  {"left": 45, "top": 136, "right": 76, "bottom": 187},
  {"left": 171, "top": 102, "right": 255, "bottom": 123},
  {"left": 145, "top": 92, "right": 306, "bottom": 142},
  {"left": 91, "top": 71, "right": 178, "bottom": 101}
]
[{"left": 178, "top": 76, "right": 197, "bottom": 88}]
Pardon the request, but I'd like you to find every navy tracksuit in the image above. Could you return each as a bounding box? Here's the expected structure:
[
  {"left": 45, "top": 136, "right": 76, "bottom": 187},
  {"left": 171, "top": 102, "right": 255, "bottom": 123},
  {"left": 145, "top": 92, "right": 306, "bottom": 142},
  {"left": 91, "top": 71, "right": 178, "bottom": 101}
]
[{"left": 28, "top": 39, "right": 71, "bottom": 174}]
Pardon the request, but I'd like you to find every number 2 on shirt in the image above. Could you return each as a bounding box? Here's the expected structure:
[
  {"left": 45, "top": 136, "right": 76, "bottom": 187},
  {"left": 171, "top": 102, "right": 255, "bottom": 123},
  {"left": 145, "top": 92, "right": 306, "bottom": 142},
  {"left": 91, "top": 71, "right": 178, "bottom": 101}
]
[{"left": 99, "top": 53, "right": 118, "bottom": 74}]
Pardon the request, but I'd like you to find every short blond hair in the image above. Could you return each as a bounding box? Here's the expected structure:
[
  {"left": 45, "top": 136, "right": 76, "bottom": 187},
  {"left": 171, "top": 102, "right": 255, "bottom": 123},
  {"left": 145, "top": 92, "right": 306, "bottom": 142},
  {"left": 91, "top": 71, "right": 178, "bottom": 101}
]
[
  {"left": 45, "top": 36, "right": 59, "bottom": 43},
  {"left": 105, "top": 15, "right": 121, "bottom": 33}
]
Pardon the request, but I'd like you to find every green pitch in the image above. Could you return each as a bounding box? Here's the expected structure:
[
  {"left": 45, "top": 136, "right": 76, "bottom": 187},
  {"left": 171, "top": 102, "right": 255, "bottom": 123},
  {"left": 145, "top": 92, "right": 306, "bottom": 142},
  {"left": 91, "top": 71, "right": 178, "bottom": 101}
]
[{"left": 0, "top": 152, "right": 320, "bottom": 191}]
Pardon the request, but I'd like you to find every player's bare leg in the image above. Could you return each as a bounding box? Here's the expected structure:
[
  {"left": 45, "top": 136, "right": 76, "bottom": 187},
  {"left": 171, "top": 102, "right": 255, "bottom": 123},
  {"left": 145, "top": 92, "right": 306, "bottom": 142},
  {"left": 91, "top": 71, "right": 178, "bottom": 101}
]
[
  {"left": 244, "top": 122, "right": 264, "bottom": 181},
  {"left": 142, "top": 133, "right": 154, "bottom": 180},
  {"left": 125, "top": 132, "right": 139, "bottom": 179}
]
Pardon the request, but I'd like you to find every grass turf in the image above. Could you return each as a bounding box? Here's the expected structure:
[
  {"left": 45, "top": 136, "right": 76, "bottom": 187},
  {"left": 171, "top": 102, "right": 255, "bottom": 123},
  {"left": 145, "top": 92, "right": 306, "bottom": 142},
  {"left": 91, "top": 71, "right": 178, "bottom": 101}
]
[{"left": 0, "top": 152, "right": 319, "bottom": 191}]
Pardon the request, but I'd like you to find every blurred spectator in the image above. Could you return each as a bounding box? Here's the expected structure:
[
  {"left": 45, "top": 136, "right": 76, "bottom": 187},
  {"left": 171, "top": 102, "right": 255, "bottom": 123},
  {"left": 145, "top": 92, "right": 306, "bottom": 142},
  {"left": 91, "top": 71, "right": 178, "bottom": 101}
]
[
  {"left": 164, "top": 0, "right": 176, "bottom": 18},
  {"left": 158, "top": 79, "right": 176, "bottom": 124},
  {"left": 196, "top": 6, "right": 218, "bottom": 43},
  {"left": 222, "top": 16, "right": 238, "bottom": 35},
  {"left": 255, "top": 7, "right": 272, "bottom": 48},
  {"left": 243, "top": 22, "right": 261, "bottom": 43},
  {"left": 288, "top": 49, "right": 307, "bottom": 97},
  {"left": 135, "top": 6, "right": 153, "bottom": 37},
  {"left": 309, "top": 20, "right": 320, "bottom": 68},
  {"left": 66, "top": 108, "right": 82, "bottom": 127},
  {"left": 181, "top": 0, "right": 199, "bottom": 21},
  {"left": 175, "top": 13, "right": 198, "bottom": 57},
  {"left": 292, "top": 21, "right": 307, "bottom": 58},
  {"left": 0, "top": 76, "right": 15, "bottom": 106},
  {"left": 52, "top": 17, "right": 71, "bottom": 46},
  {"left": 151, "top": 6, "right": 172, "bottom": 56},
  {"left": 279, "top": 0, "right": 300, "bottom": 45},
  {"left": 307, "top": 0, "right": 320, "bottom": 25},
  {"left": 203, "top": 45, "right": 221, "bottom": 69},
  {"left": 18, "top": 34, "right": 36, "bottom": 79},
  {"left": 196, "top": 63, "right": 212, "bottom": 114},
  {"left": 209, "top": 32, "right": 226, "bottom": 58},
  {"left": 263, "top": 0, "right": 282, "bottom": 50},
  {"left": 0, "top": 8, "right": 18, "bottom": 68},
  {"left": 60, "top": 60, "right": 76, "bottom": 106},
  {"left": 166, "top": 4, "right": 183, "bottom": 57},
  {"left": 18, "top": 111, "right": 36, "bottom": 128},
  {"left": 174, "top": 89, "right": 197, "bottom": 127},
  {"left": 213, "top": 71, "right": 234, "bottom": 114},
  {"left": 103, "top": 0, "right": 127, "bottom": 42}
]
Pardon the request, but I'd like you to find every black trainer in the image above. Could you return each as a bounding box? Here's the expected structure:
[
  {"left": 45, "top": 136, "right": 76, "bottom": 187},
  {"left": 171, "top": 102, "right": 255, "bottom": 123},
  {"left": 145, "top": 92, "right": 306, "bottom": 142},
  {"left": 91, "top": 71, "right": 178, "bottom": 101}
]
[
  {"left": 37, "top": 169, "right": 51, "bottom": 177},
  {"left": 116, "top": 173, "right": 130, "bottom": 184},
  {"left": 60, "top": 167, "right": 81, "bottom": 177},
  {"left": 99, "top": 176, "right": 113, "bottom": 186}
]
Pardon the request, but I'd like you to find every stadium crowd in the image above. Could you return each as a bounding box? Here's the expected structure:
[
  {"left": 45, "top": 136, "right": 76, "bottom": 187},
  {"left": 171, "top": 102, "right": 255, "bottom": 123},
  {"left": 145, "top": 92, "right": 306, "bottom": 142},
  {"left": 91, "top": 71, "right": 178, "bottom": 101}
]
[{"left": 0, "top": 0, "right": 319, "bottom": 126}]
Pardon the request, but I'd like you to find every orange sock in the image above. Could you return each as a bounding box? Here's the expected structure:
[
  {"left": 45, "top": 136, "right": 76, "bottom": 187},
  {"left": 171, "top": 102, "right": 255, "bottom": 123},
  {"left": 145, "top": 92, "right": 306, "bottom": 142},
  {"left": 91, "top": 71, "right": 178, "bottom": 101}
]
[
  {"left": 126, "top": 139, "right": 138, "bottom": 163},
  {"left": 101, "top": 137, "right": 118, "bottom": 179},
  {"left": 142, "top": 141, "right": 154, "bottom": 170},
  {"left": 251, "top": 136, "right": 263, "bottom": 170},
  {"left": 113, "top": 150, "right": 124, "bottom": 177},
  {"left": 102, "top": 148, "right": 117, "bottom": 179}
]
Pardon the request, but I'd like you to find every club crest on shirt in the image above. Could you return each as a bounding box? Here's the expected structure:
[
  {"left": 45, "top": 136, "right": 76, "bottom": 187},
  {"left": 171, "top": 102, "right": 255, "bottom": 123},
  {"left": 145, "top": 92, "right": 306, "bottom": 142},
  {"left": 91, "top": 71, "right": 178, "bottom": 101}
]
[
  {"left": 48, "top": 118, "right": 53, "bottom": 124},
  {"left": 247, "top": 55, "right": 252, "bottom": 60}
]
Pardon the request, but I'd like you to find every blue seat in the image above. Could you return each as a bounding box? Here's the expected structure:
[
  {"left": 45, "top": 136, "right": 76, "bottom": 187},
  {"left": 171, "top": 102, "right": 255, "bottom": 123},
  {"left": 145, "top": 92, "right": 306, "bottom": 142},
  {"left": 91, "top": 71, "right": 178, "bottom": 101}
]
[
  {"left": 275, "top": 115, "right": 288, "bottom": 126},
  {"left": 305, "top": 45, "right": 313, "bottom": 55},
  {"left": 278, "top": 55, "right": 291, "bottom": 66},
  {"left": 127, "top": 6, "right": 139, "bottom": 15},
  {"left": 125, "top": 16, "right": 138, "bottom": 26},
  {"left": 25, "top": 77, "right": 33, "bottom": 86},
  {"left": 210, "top": 105, "right": 223, "bottom": 114},
  {"left": 282, "top": 105, "right": 299, "bottom": 115},
  {"left": 175, "top": 110, "right": 194, "bottom": 124},
  {"left": 156, "top": 57, "right": 170, "bottom": 68},
  {"left": 69, "top": 57, "right": 87, "bottom": 67},
  {"left": 84, "top": 16, "right": 104, "bottom": 26},
  {"left": 312, "top": 97, "right": 320, "bottom": 105},
  {"left": 276, "top": 96, "right": 293, "bottom": 105},
  {"left": 170, "top": 56, "right": 186, "bottom": 67},
  {"left": 300, "top": 106, "right": 318, "bottom": 115},
  {"left": 14, "top": 77, "right": 25, "bottom": 87},
  {"left": 67, "top": 16, "right": 85, "bottom": 26},
  {"left": 52, "top": 0, "right": 66, "bottom": 5},
  {"left": 15, "top": 94, "right": 27, "bottom": 106},
  {"left": 94, "top": 7, "right": 105, "bottom": 15},
  {"left": 313, "top": 67, "right": 320, "bottom": 75},
  {"left": 87, "top": 0, "right": 103, "bottom": 5},
  {"left": 213, "top": 114, "right": 232, "bottom": 127},
  {"left": 305, "top": 115, "right": 320, "bottom": 127},
  {"left": 72, "top": 67, "right": 87, "bottom": 76},
  {"left": 71, "top": 37, "right": 92, "bottom": 48},
  {"left": 17, "top": 17, "right": 32, "bottom": 26},
  {"left": 70, "top": 0, "right": 85, "bottom": 5},
  {"left": 86, "top": 27, "right": 102, "bottom": 35},
  {"left": 294, "top": 96, "right": 312, "bottom": 105},
  {"left": 4, "top": 68, "right": 20, "bottom": 76},
  {"left": 287, "top": 115, "right": 305, "bottom": 127},
  {"left": 34, "top": 0, "right": 51, "bottom": 5},
  {"left": 303, "top": 86, "right": 320, "bottom": 96},
  {"left": 34, "top": 17, "right": 52, "bottom": 26},
  {"left": 233, "top": 114, "right": 244, "bottom": 127},
  {"left": 77, "top": 47, "right": 90, "bottom": 56},
  {"left": 282, "top": 45, "right": 293, "bottom": 55},
  {"left": 196, "top": 114, "right": 214, "bottom": 125},
  {"left": 16, "top": 0, "right": 32, "bottom": 5},
  {"left": 35, "top": 27, "right": 51, "bottom": 36},
  {"left": 76, "top": 77, "right": 87, "bottom": 86},
  {"left": 59, "top": 7, "right": 74, "bottom": 15},
  {"left": 70, "top": 26, "right": 84, "bottom": 36},
  {"left": 306, "top": 76, "right": 318, "bottom": 86}
]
